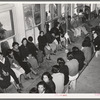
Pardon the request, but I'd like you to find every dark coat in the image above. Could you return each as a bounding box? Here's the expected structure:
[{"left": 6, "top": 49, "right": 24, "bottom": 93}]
[
  {"left": 38, "top": 35, "right": 47, "bottom": 52},
  {"left": 59, "top": 65, "right": 69, "bottom": 85},
  {"left": 45, "top": 32, "right": 55, "bottom": 44},
  {"left": 19, "top": 45, "right": 30, "bottom": 60},
  {"left": 13, "top": 50, "right": 31, "bottom": 74},
  {"left": 93, "top": 35, "right": 100, "bottom": 51},
  {"left": 0, "top": 57, "right": 19, "bottom": 89},
  {"left": 46, "top": 80, "right": 56, "bottom": 93},
  {"left": 72, "top": 50, "right": 85, "bottom": 71},
  {"left": 27, "top": 41, "right": 38, "bottom": 58}
]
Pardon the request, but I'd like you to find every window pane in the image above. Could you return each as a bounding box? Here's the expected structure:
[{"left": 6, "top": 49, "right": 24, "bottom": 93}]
[
  {"left": 34, "top": 4, "right": 41, "bottom": 25},
  {"left": 34, "top": 4, "right": 40, "bottom": 12},
  {"left": 0, "top": 10, "right": 14, "bottom": 41},
  {"left": 1, "top": 38, "right": 14, "bottom": 56},
  {"left": 34, "top": 12, "right": 41, "bottom": 25},
  {"left": 7, "top": 38, "right": 14, "bottom": 49},
  {"left": 23, "top": 4, "right": 34, "bottom": 30},
  {"left": 34, "top": 25, "right": 40, "bottom": 44},
  {"left": 26, "top": 29, "right": 34, "bottom": 42},
  {"left": 61, "top": 4, "right": 65, "bottom": 17},
  {"left": 53, "top": 4, "right": 58, "bottom": 17},
  {"left": 45, "top": 4, "right": 51, "bottom": 21}
]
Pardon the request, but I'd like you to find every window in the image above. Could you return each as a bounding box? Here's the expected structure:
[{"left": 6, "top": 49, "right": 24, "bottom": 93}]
[
  {"left": 45, "top": 4, "right": 51, "bottom": 21},
  {"left": 53, "top": 4, "right": 58, "bottom": 18},
  {"left": 61, "top": 4, "right": 65, "bottom": 17},
  {"left": 23, "top": 4, "right": 41, "bottom": 44},
  {"left": 34, "top": 4, "right": 41, "bottom": 25},
  {"left": 0, "top": 10, "right": 15, "bottom": 41},
  {"left": 0, "top": 9, "right": 15, "bottom": 56}
]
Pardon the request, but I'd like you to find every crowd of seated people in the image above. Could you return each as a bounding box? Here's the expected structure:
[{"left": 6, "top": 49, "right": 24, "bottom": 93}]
[
  {"left": 20, "top": 9, "right": 100, "bottom": 94},
  {"left": 0, "top": 13, "right": 99, "bottom": 93},
  {"left": 29, "top": 33, "right": 95, "bottom": 93},
  {"left": 0, "top": 36, "right": 44, "bottom": 93}
]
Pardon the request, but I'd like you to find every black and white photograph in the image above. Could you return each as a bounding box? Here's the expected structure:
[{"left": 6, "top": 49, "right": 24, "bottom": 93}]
[{"left": 0, "top": 1, "right": 100, "bottom": 99}]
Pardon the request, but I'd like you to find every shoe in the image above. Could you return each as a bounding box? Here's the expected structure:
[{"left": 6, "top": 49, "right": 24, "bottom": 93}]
[
  {"left": 19, "top": 83, "right": 24, "bottom": 89},
  {"left": 17, "top": 89, "right": 22, "bottom": 93}
]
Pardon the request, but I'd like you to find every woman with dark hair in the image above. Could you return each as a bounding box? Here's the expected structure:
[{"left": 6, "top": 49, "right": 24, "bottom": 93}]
[
  {"left": 6, "top": 49, "right": 25, "bottom": 85},
  {"left": 66, "top": 52, "right": 79, "bottom": 92},
  {"left": 19, "top": 38, "right": 38, "bottom": 75},
  {"left": 41, "top": 72, "right": 55, "bottom": 93},
  {"left": 27, "top": 36, "right": 38, "bottom": 59},
  {"left": 92, "top": 31, "right": 100, "bottom": 57},
  {"left": 37, "top": 81, "right": 52, "bottom": 93},
  {"left": 72, "top": 46, "right": 85, "bottom": 71},
  {"left": 51, "top": 65, "right": 64, "bottom": 93},
  {"left": 38, "top": 31, "right": 47, "bottom": 55},
  {"left": 0, "top": 52, "right": 21, "bottom": 92},
  {"left": 12, "top": 42, "right": 33, "bottom": 79},
  {"left": 81, "top": 37, "right": 92, "bottom": 65},
  {"left": 57, "top": 58, "right": 69, "bottom": 86},
  {"left": 19, "top": 38, "right": 30, "bottom": 60}
]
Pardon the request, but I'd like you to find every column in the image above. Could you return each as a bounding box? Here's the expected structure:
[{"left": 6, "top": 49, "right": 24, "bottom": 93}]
[
  {"left": 40, "top": 4, "right": 46, "bottom": 34},
  {"left": 12, "top": 3, "right": 26, "bottom": 45},
  {"left": 71, "top": 4, "right": 75, "bottom": 18},
  {"left": 57, "top": 4, "right": 61, "bottom": 22},
  {"left": 65, "top": 4, "right": 68, "bottom": 31}
]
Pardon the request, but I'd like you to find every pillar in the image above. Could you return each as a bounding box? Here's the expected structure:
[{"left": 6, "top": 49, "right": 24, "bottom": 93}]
[{"left": 13, "top": 3, "right": 26, "bottom": 45}]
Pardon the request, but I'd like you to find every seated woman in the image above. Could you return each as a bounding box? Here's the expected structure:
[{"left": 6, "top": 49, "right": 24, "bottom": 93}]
[
  {"left": 27, "top": 54, "right": 38, "bottom": 75},
  {"left": 0, "top": 52, "right": 21, "bottom": 92},
  {"left": 6, "top": 49, "right": 25, "bottom": 84},
  {"left": 12, "top": 42, "right": 33, "bottom": 79},
  {"left": 66, "top": 52, "right": 79, "bottom": 92},
  {"left": 51, "top": 65, "right": 64, "bottom": 93},
  {"left": 92, "top": 31, "right": 100, "bottom": 57},
  {"left": 19, "top": 38, "right": 38, "bottom": 75},
  {"left": 57, "top": 58, "right": 69, "bottom": 86},
  {"left": 41, "top": 72, "right": 56, "bottom": 93},
  {"left": 27, "top": 36, "right": 38, "bottom": 60},
  {"left": 81, "top": 36, "right": 92, "bottom": 65},
  {"left": 37, "top": 81, "right": 52, "bottom": 93},
  {"left": 72, "top": 46, "right": 85, "bottom": 71},
  {"left": 19, "top": 38, "right": 31, "bottom": 61}
]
